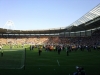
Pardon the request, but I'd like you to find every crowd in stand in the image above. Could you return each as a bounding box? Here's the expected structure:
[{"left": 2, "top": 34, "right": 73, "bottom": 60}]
[{"left": 0, "top": 29, "right": 100, "bottom": 51}]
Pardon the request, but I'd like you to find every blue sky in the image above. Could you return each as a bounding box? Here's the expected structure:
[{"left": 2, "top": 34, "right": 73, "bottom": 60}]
[{"left": 0, "top": 0, "right": 100, "bottom": 30}]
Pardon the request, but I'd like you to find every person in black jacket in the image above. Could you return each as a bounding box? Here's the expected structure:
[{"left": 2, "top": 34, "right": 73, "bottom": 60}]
[
  {"left": 38, "top": 46, "right": 42, "bottom": 56},
  {"left": 58, "top": 46, "right": 61, "bottom": 55}
]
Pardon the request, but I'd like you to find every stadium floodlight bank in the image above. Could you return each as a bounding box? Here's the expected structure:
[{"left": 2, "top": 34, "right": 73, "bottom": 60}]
[{"left": 0, "top": 49, "right": 25, "bottom": 69}]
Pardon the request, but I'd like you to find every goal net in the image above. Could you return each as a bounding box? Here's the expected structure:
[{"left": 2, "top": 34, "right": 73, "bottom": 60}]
[{"left": 0, "top": 49, "right": 25, "bottom": 69}]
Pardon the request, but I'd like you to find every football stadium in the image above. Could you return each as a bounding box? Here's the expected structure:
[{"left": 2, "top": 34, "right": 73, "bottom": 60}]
[{"left": 0, "top": 1, "right": 100, "bottom": 75}]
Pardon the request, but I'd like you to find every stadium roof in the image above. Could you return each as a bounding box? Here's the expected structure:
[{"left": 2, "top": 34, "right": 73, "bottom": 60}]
[
  {"left": 0, "top": 4, "right": 100, "bottom": 34},
  {"left": 65, "top": 4, "right": 100, "bottom": 32},
  {"left": 0, "top": 27, "right": 66, "bottom": 34}
]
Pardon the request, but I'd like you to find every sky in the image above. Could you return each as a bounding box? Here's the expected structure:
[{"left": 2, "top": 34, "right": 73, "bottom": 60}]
[{"left": 0, "top": 0, "right": 100, "bottom": 30}]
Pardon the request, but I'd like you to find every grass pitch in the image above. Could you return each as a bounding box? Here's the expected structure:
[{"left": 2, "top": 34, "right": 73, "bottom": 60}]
[{"left": 0, "top": 46, "right": 100, "bottom": 75}]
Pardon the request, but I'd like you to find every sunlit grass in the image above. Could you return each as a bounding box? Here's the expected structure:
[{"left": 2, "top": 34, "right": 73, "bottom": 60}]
[{"left": 0, "top": 46, "right": 100, "bottom": 75}]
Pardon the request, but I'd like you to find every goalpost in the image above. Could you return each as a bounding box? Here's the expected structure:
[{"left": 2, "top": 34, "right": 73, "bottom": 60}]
[{"left": 0, "top": 48, "right": 26, "bottom": 69}]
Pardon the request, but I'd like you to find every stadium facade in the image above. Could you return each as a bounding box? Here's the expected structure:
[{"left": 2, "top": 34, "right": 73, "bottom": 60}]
[{"left": 0, "top": 4, "right": 100, "bottom": 38}]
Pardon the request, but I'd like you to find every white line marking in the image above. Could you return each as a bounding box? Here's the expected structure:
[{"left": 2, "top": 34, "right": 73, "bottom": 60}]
[
  {"left": 24, "top": 65, "right": 100, "bottom": 66},
  {"left": 57, "top": 60, "right": 60, "bottom": 66},
  {"left": 0, "top": 65, "right": 24, "bottom": 69},
  {"left": 3, "top": 50, "right": 23, "bottom": 52},
  {"left": 18, "top": 65, "right": 24, "bottom": 69}
]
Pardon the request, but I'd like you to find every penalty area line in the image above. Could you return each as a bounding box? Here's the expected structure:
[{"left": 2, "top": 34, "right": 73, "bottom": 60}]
[
  {"left": 17, "top": 65, "right": 24, "bottom": 69},
  {"left": 21, "top": 65, "right": 100, "bottom": 66}
]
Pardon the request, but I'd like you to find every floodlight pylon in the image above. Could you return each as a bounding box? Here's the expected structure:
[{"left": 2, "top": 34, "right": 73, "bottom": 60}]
[
  {"left": 3, "top": 20, "right": 15, "bottom": 30},
  {"left": 3, "top": 20, "right": 15, "bottom": 33}
]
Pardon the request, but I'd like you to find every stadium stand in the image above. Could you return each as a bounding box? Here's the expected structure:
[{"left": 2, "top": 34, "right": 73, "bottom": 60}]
[
  {"left": 0, "top": 4, "right": 100, "bottom": 75},
  {"left": 0, "top": 4, "right": 100, "bottom": 51}
]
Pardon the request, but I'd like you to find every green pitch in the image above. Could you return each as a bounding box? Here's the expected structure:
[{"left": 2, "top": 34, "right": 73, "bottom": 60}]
[{"left": 0, "top": 45, "right": 100, "bottom": 75}]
